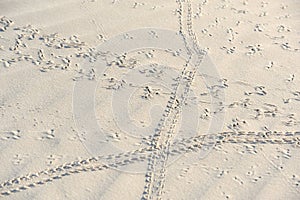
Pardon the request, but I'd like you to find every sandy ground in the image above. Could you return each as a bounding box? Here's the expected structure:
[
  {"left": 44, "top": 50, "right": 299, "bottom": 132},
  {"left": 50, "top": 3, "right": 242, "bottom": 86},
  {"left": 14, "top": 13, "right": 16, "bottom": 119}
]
[{"left": 0, "top": 0, "right": 300, "bottom": 199}]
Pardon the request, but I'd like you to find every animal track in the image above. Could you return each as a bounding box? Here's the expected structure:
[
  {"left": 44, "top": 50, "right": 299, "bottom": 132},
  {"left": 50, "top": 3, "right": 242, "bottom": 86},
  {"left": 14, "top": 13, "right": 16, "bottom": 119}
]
[
  {"left": 0, "top": 130, "right": 298, "bottom": 197},
  {"left": 0, "top": 130, "right": 21, "bottom": 140},
  {"left": 141, "top": 1, "right": 208, "bottom": 199},
  {"left": 1, "top": 1, "right": 299, "bottom": 199}
]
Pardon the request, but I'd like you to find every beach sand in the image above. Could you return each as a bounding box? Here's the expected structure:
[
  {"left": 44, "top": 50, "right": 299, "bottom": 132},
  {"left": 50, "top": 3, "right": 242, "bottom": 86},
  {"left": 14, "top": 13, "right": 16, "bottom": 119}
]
[{"left": 0, "top": 0, "right": 299, "bottom": 199}]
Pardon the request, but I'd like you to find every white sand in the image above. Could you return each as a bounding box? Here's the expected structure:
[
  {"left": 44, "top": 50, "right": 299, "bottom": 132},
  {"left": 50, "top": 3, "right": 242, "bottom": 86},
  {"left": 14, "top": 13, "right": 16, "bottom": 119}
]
[{"left": 0, "top": 0, "right": 299, "bottom": 199}]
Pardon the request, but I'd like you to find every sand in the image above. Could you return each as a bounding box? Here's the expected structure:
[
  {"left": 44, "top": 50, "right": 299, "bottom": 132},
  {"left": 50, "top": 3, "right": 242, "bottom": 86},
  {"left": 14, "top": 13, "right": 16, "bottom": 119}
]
[{"left": 0, "top": 0, "right": 299, "bottom": 199}]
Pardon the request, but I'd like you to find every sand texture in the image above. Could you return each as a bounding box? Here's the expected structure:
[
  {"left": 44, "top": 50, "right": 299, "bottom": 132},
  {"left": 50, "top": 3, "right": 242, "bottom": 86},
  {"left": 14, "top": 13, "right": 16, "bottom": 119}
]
[{"left": 0, "top": 0, "right": 300, "bottom": 199}]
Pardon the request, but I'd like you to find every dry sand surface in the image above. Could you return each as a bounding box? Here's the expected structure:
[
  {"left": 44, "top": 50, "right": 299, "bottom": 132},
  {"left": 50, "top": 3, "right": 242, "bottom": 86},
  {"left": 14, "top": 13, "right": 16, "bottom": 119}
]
[{"left": 0, "top": 0, "right": 300, "bottom": 199}]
